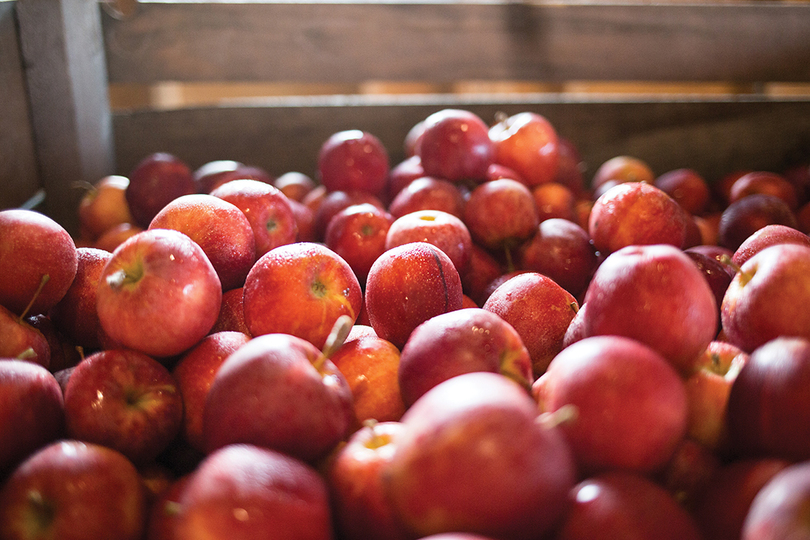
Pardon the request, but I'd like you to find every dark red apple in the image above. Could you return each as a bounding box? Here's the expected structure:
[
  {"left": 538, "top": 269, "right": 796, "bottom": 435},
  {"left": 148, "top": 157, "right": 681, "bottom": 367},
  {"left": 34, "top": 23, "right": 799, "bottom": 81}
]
[
  {"left": 386, "top": 155, "right": 425, "bottom": 202},
  {"left": 0, "top": 304, "right": 51, "bottom": 368},
  {"left": 324, "top": 202, "right": 395, "bottom": 285},
  {"left": 208, "top": 286, "right": 251, "bottom": 336},
  {"left": 729, "top": 170, "right": 799, "bottom": 211},
  {"left": 312, "top": 189, "right": 386, "bottom": 242},
  {"left": 459, "top": 243, "right": 505, "bottom": 307},
  {"left": 717, "top": 193, "right": 799, "bottom": 251},
  {"left": 126, "top": 152, "right": 196, "bottom": 228},
  {"left": 488, "top": 111, "right": 560, "bottom": 188},
  {"left": 742, "top": 460, "right": 810, "bottom": 540},
  {"left": 318, "top": 130, "right": 390, "bottom": 197},
  {"left": 654, "top": 168, "right": 711, "bottom": 215},
  {"left": 193, "top": 159, "right": 274, "bottom": 194},
  {"left": 417, "top": 109, "right": 495, "bottom": 184}
]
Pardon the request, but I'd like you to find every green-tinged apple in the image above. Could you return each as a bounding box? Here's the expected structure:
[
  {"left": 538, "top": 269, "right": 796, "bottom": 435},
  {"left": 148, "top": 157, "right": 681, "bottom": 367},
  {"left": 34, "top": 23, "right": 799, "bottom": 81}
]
[
  {"left": 96, "top": 228, "right": 222, "bottom": 358},
  {"left": 318, "top": 130, "right": 390, "bottom": 197},
  {"left": 126, "top": 152, "right": 196, "bottom": 228}
]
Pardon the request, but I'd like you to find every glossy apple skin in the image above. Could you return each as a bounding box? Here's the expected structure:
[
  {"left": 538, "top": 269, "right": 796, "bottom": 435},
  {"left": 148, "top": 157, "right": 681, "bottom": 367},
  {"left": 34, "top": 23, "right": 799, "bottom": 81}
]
[
  {"left": 729, "top": 170, "right": 799, "bottom": 211},
  {"left": 742, "top": 460, "right": 810, "bottom": 540},
  {"left": 398, "top": 308, "right": 533, "bottom": 408},
  {"left": 388, "top": 176, "right": 466, "bottom": 220},
  {"left": 126, "top": 152, "right": 196, "bottom": 228},
  {"left": 0, "top": 440, "right": 147, "bottom": 540},
  {"left": 383, "top": 371, "right": 576, "bottom": 540},
  {"left": 588, "top": 182, "right": 689, "bottom": 255},
  {"left": 63, "top": 348, "right": 184, "bottom": 465},
  {"left": 721, "top": 244, "right": 810, "bottom": 353},
  {"left": 209, "top": 178, "right": 298, "bottom": 257},
  {"left": 78, "top": 175, "right": 134, "bottom": 241},
  {"left": 654, "top": 168, "right": 711, "bottom": 215},
  {"left": 488, "top": 111, "right": 560, "bottom": 188},
  {"left": 202, "top": 333, "right": 354, "bottom": 463},
  {"left": 96, "top": 228, "right": 223, "bottom": 358},
  {"left": 0, "top": 209, "right": 78, "bottom": 317},
  {"left": 365, "top": 242, "right": 464, "bottom": 349},
  {"left": 0, "top": 361, "right": 64, "bottom": 476},
  {"left": 463, "top": 178, "right": 540, "bottom": 251},
  {"left": 324, "top": 203, "right": 394, "bottom": 286},
  {"left": 684, "top": 249, "right": 734, "bottom": 316},
  {"left": 174, "top": 444, "right": 333, "bottom": 540},
  {"left": 731, "top": 223, "right": 810, "bottom": 266},
  {"left": 149, "top": 193, "right": 257, "bottom": 292},
  {"left": 534, "top": 335, "right": 688, "bottom": 475},
  {"left": 172, "top": 331, "right": 251, "bottom": 453},
  {"left": 583, "top": 244, "right": 718, "bottom": 375},
  {"left": 243, "top": 242, "right": 362, "bottom": 350},
  {"left": 418, "top": 109, "right": 495, "bottom": 184},
  {"left": 0, "top": 305, "right": 51, "bottom": 368},
  {"left": 318, "top": 130, "right": 390, "bottom": 197},
  {"left": 385, "top": 209, "right": 473, "bottom": 275},
  {"left": 556, "top": 471, "right": 702, "bottom": 540},
  {"left": 717, "top": 193, "right": 799, "bottom": 251},
  {"left": 313, "top": 189, "right": 386, "bottom": 242},
  {"left": 208, "top": 287, "right": 251, "bottom": 336},
  {"left": 726, "top": 336, "right": 810, "bottom": 461},
  {"left": 327, "top": 421, "right": 412, "bottom": 540}
]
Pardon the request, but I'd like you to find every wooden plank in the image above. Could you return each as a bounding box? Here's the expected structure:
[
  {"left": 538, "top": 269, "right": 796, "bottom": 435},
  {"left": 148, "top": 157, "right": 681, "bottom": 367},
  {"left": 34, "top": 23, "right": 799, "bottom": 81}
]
[
  {"left": 16, "top": 0, "right": 115, "bottom": 235},
  {"left": 0, "top": 1, "right": 41, "bottom": 211},
  {"left": 102, "top": 2, "right": 810, "bottom": 85},
  {"left": 111, "top": 96, "right": 810, "bottom": 187}
]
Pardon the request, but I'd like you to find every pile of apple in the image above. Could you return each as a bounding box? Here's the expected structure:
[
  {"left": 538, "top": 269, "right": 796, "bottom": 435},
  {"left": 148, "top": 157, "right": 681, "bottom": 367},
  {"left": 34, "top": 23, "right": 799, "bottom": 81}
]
[{"left": 2, "top": 107, "right": 810, "bottom": 540}]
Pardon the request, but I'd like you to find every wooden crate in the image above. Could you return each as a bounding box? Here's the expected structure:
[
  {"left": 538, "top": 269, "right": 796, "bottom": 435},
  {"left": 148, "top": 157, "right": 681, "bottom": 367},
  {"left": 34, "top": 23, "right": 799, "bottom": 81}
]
[{"left": 2, "top": 0, "right": 810, "bottom": 236}]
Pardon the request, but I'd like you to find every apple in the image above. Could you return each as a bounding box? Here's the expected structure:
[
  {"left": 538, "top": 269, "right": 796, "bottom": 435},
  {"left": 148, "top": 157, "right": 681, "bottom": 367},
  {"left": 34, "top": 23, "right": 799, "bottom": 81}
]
[
  {"left": 741, "top": 460, "right": 810, "bottom": 540},
  {"left": 726, "top": 336, "right": 810, "bottom": 461},
  {"left": 582, "top": 243, "right": 718, "bottom": 375},
  {"left": 721, "top": 243, "right": 810, "bottom": 353},
  {"left": 654, "top": 168, "right": 711, "bottom": 215},
  {"left": 173, "top": 444, "right": 334, "bottom": 540},
  {"left": 383, "top": 371, "right": 576, "bottom": 540},
  {"left": 0, "top": 209, "right": 78, "bottom": 317},
  {"left": 172, "top": 331, "right": 251, "bottom": 453},
  {"left": 459, "top": 243, "right": 505, "bottom": 307},
  {"left": 483, "top": 272, "right": 578, "bottom": 377},
  {"left": 326, "top": 421, "right": 412, "bottom": 540},
  {"left": 364, "top": 241, "right": 464, "bottom": 349},
  {"left": 588, "top": 181, "right": 689, "bottom": 255},
  {"left": 533, "top": 335, "right": 689, "bottom": 475},
  {"left": 193, "top": 159, "right": 274, "bottom": 194},
  {"left": 274, "top": 171, "right": 317, "bottom": 202},
  {"left": 208, "top": 286, "right": 251, "bottom": 336},
  {"left": 784, "top": 162, "right": 810, "bottom": 205},
  {"left": 553, "top": 137, "right": 587, "bottom": 198},
  {"left": 148, "top": 193, "right": 257, "bottom": 291},
  {"left": 562, "top": 301, "right": 587, "bottom": 348},
  {"left": 397, "top": 307, "right": 533, "bottom": 408},
  {"left": 463, "top": 178, "right": 540, "bottom": 253},
  {"left": 717, "top": 193, "right": 799, "bottom": 251},
  {"left": 0, "top": 304, "right": 51, "bottom": 368},
  {"left": 287, "top": 197, "right": 318, "bottom": 242},
  {"left": 145, "top": 474, "right": 189, "bottom": 540},
  {"left": 555, "top": 471, "right": 702, "bottom": 540},
  {"left": 715, "top": 169, "right": 754, "bottom": 206},
  {"left": 125, "top": 152, "right": 196, "bottom": 228},
  {"left": 684, "top": 249, "right": 735, "bottom": 315},
  {"left": 312, "top": 189, "right": 386, "bottom": 242},
  {"left": 386, "top": 154, "right": 425, "bottom": 202},
  {"left": 485, "top": 162, "right": 525, "bottom": 184},
  {"left": 94, "top": 222, "right": 143, "bottom": 253},
  {"left": 591, "top": 155, "right": 655, "bottom": 192},
  {"left": 530, "top": 182, "right": 577, "bottom": 223},
  {"left": 0, "top": 361, "right": 64, "bottom": 476},
  {"left": 731, "top": 223, "right": 810, "bottom": 266},
  {"left": 318, "top": 129, "right": 390, "bottom": 197},
  {"left": 77, "top": 175, "right": 134, "bottom": 241},
  {"left": 243, "top": 242, "right": 362, "bottom": 350},
  {"left": 0, "top": 440, "right": 147, "bottom": 540},
  {"left": 209, "top": 178, "right": 298, "bottom": 257},
  {"left": 25, "top": 315, "right": 82, "bottom": 374},
  {"left": 202, "top": 332, "right": 354, "bottom": 463},
  {"left": 324, "top": 202, "right": 395, "bottom": 285},
  {"left": 658, "top": 438, "right": 720, "bottom": 512},
  {"left": 488, "top": 111, "right": 560, "bottom": 187},
  {"left": 63, "top": 348, "right": 184, "bottom": 464},
  {"left": 385, "top": 209, "right": 473, "bottom": 274},
  {"left": 96, "top": 228, "right": 222, "bottom": 358},
  {"left": 729, "top": 170, "right": 799, "bottom": 211},
  {"left": 417, "top": 109, "right": 495, "bottom": 184},
  {"left": 387, "top": 176, "right": 466, "bottom": 220}
]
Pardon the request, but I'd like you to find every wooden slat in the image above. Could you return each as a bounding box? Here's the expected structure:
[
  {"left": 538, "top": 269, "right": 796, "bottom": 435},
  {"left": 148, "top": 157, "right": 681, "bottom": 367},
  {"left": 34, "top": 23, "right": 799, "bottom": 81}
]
[
  {"left": 102, "top": 1, "right": 810, "bottom": 85},
  {"left": 15, "top": 0, "right": 116, "bottom": 235},
  {"left": 112, "top": 96, "right": 810, "bottom": 187},
  {"left": 0, "top": 2, "right": 41, "bottom": 211}
]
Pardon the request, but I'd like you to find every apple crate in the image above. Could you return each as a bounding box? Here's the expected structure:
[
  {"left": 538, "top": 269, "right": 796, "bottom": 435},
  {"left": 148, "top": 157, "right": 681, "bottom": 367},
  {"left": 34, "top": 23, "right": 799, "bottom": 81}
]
[{"left": 2, "top": 0, "right": 810, "bottom": 237}]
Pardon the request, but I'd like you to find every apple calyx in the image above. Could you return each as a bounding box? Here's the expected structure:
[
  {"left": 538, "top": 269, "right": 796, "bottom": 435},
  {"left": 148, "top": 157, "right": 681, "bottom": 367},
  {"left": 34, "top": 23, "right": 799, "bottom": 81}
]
[
  {"left": 25, "top": 490, "right": 55, "bottom": 534},
  {"left": 106, "top": 264, "right": 143, "bottom": 290},
  {"left": 536, "top": 404, "right": 579, "bottom": 431},
  {"left": 362, "top": 419, "right": 392, "bottom": 450},
  {"left": 314, "top": 314, "right": 354, "bottom": 371},
  {"left": 17, "top": 274, "right": 50, "bottom": 322}
]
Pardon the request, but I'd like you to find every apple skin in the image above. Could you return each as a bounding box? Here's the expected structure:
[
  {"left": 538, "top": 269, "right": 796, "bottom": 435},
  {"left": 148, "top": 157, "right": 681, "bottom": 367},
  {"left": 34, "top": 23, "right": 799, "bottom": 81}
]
[
  {"left": 324, "top": 202, "right": 395, "bottom": 286},
  {"left": 417, "top": 109, "right": 495, "bottom": 184},
  {"left": 397, "top": 307, "right": 534, "bottom": 408},
  {"left": 531, "top": 182, "right": 577, "bottom": 222},
  {"left": 63, "top": 348, "right": 184, "bottom": 465},
  {"left": 463, "top": 178, "right": 540, "bottom": 251},
  {"left": 326, "top": 421, "right": 412, "bottom": 540},
  {"left": 365, "top": 241, "right": 464, "bottom": 349},
  {"left": 208, "top": 286, "right": 251, "bottom": 336},
  {"left": 386, "top": 155, "right": 426, "bottom": 203},
  {"left": 149, "top": 193, "right": 257, "bottom": 292},
  {"left": 126, "top": 152, "right": 196, "bottom": 228},
  {"left": 94, "top": 222, "right": 143, "bottom": 253},
  {"left": 717, "top": 193, "right": 799, "bottom": 251},
  {"left": 243, "top": 242, "right": 362, "bottom": 350},
  {"left": 0, "top": 361, "right": 64, "bottom": 476},
  {"left": 274, "top": 171, "right": 317, "bottom": 202},
  {"left": 385, "top": 209, "right": 473, "bottom": 275},
  {"left": 483, "top": 272, "right": 579, "bottom": 376},
  {"left": 173, "top": 444, "right": 334, "bottom": 540},
  {"left": 729, "top": 170, "right": 799, "bottom": 211},
  {"left": 721, "top": 243, "right": 810, "bottom": 353},
  {"left": 202, "top": 333, "right": 354, "bottom": 463},
  {"left": 556, "top": 471, "right": 702, "bottom": 540},
  {"left": 96, "top": 228, "right": 223, "bottom": 359},
  {"left": 0, "top": 440, "right": 147, "bottom": 540},
  {"left": 591, "top": 155, "right": 655, "bottom": 192},
  {"left": 172, "top": 331, "right": 251, "bottom": 453},
  {"left": 0, "top": 209, "right": 78, "bottom": 317},
  {"left": 582, "top": 243, "right": 718, "bottom": 375},
  {"left": 726, "top": 336, "right": 810, "bottom": 461},
  {"left": 77, "top": 175, "right": 135, "bottom": 241},
  {"left": 741, "top": 460, "right": 810, "bottom": 540},
  {"left": 533, "top": 335, "right": 688, "bottom": 475},
  {"left": 388, "top": 176, "right": 467, "bottom": 220},
  {"left": 731, "top": 223, "right": 810, "bottom": 266},
  {"left": 488, "top": 111, "right": 560, "bottom": 187},
  {"left": 684, "top": 249, "right": 735, "bottom": 316},
  {"left": 145, "top": 474, "right": 190, "bottom": 540},
  {"left": 383, "top": 371, "right": 576, "bottom": 540},
  {"left": 654, "top": 168, "right": 711, "bottom": 215},
  {"left": 193, "top": 160, "right": 274, "bottom": 194},
  {"left": 318, "top": 130, "right": 390, "bottom": 197},
  {"left": 0, "top": 305, "right": 51, "bottom": 368},
  {"left": 460, "top": 243, "right": 505, "bottom": 307}
]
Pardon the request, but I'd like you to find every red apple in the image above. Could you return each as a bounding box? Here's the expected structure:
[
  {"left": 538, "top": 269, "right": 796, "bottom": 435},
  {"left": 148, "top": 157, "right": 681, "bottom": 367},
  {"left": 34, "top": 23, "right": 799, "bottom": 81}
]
[
  {"left": 387, "top": 176, "right": 466, "bottom": 219},
  {"left": 383, "top": 371, "right": 576, "bottom": 540},
  {"left": 385, "top": 209, "right": 473, "bottom": 274},
  {"left": 0, "top": 304, "right": 51, "bottom": 368},
  {"left": 731, "top": 223, "right": 810, "bottom": 266},
  {"left": 729, "top": 170, "right": 799, "bottom": 211},
  {"left": 459, "top": 243, "right": 505, "bottom": 307},
  {"left": 202, "top": 333, "right": 354, "bottom": 463},
  {"left": 0, "top": 209, "right": 78, "bottom": 317},
  {"left": 654, "top": 168, "right": 711, "bottom": 215},
  {"left": 365, "top": 241, "right": 464, "bottom": 349},
  {"left": 208, "top": 286, "right": 251, "bottom": 336},
  {"left": 96, "top": 228, "right": 222, "bottom": 358},
  {"left": 312, "top": 189, "right": 386, "bottom": 242},
  {"left": 193, "top": 159, "right": 274, "bottom": 194},
  {"left": 717, "top": 193, "right": 799, "bottom": 251},
  {"left": 532, "top": 182, "right": 577, "bottom": 224},
  {"left": 77, "top": 175, "right": 135, "bottom": 241},
  {"left": 25, "top": 315, "right": 81, "bottom": 374},
  {"left": 63, "top": 348, "right": 184, "bottom": 464},
  {"left": 591, "top": 155, "right": 655, "bottom": 192},
  {"left": 417, "top": 109, "right": 495, "bottom": 184},
  {"left": 684, "top": 249, "right": 735, "bottom": 316},
  {"left": 288, "top": 197, "right": 318, "bottom": 242},
  {"left": 463, "top": 178, "right": 540, "bottom": 252},
  {"left": 553, "top": 137, "right": 587, "bottom": 198},
  {"left": 742, "top": 460, "right": 810, "bottom": 540},
  {"left": 318, "top": 129, "right": 390, "bottom": 197},
  {"left": 274, "top": 171, "right": 317, "bottom": 202},
  {"left": 534, "top": 335, "right": 688, "bottom": 475},
  {"left": 243, "top": 242, "right": 362, "bottom": 350},
  {"left": 0, "top": 440, "right": 147, "bottom": 540},
  {"left": 145, "top": 474, "right": 189, "bottom": 540},
  {"left": 126, "top": 152, "right": 196, "bottom": 228},
  {"left": 324, "top": 202, "right": 395, "bottom": 285},
  {"left": 658, "top": 438, "right": 720, "bottom": 512},
  {"left": 94, "top": 221, "right": 143, "bottom": 253},
  {"left": 386, "top": 155, "right": 425, "bottom": 202},
  {"left": 488, "top": 111, "right": 560, "bottom": 187}
]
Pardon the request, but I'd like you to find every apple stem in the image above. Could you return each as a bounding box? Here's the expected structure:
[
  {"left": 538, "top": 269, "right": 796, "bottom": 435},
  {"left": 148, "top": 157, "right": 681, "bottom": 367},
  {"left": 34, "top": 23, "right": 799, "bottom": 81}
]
[
  {"left": 16, "top": 347, "right": 37, "bottom": 360},
  {"left": 569, "top": 302, "right": 579, "bottom": 314},
  {"left": 536, "top": 404, "right": 579, "bottom": 430},
  {"left": 719, "top": 254, "right": 754, "bottom": 285},
  {"left": 503, "top": 245, "right": 515, "bottom": 273},
  {"left": 17, "top": 274, "right": 49, "bottom": 322},
  {"left": 314, "top": 314, "right": 354, "bottom": 370}
]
